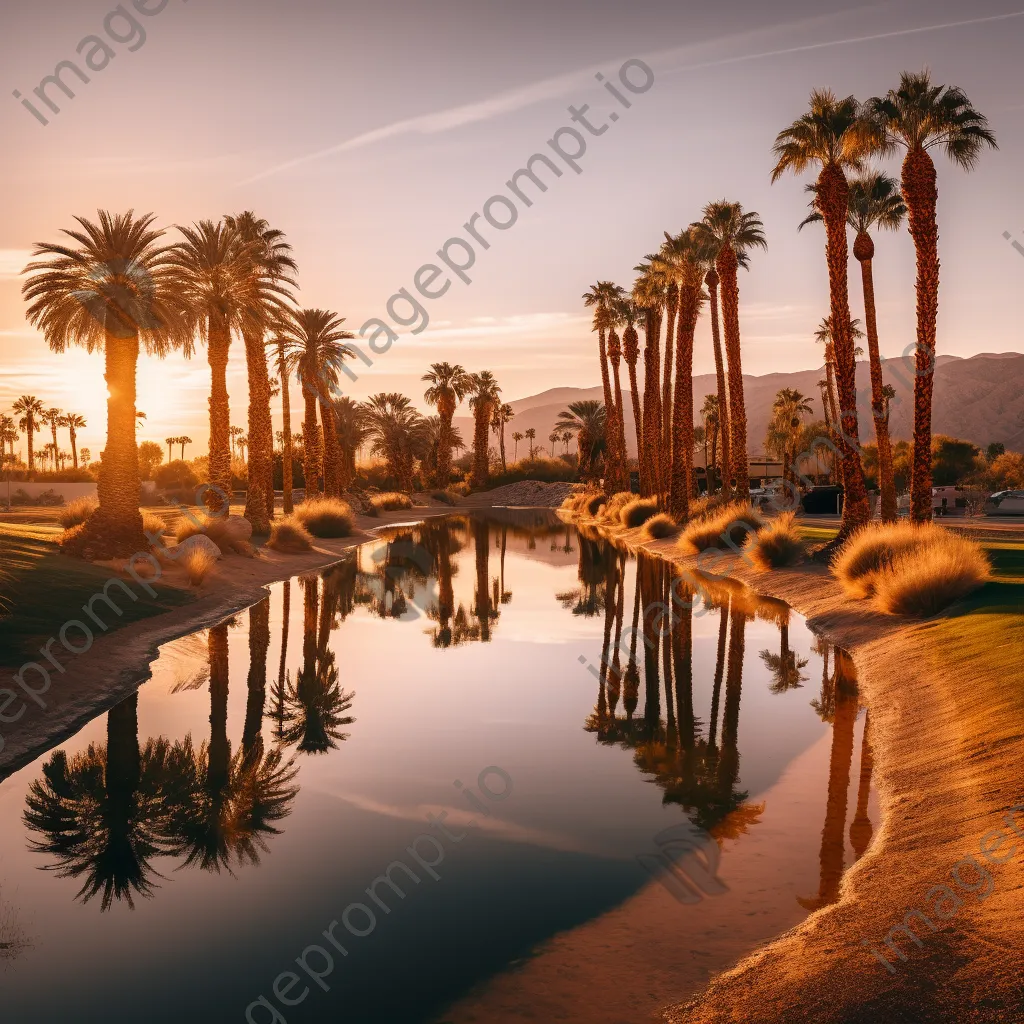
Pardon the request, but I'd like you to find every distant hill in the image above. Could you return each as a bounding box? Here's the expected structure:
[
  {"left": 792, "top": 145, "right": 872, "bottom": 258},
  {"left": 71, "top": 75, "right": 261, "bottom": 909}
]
[{"left": 455, "top": 352, "right": 1024, "bottom": 459}]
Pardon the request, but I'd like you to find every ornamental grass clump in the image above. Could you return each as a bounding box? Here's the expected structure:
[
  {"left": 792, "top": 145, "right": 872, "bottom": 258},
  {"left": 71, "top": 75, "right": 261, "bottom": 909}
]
[
  {"left": 266, "top": 517, "right": 313, "bottom": 553},
  {"left": 641, "top": 513, "right": 680, "bottom": 540},
  {"left": 620, "top": 497, "right": 660, "bottom": 528},
  {"left": 678, "top": 503, "right": 765, "bottom": 555},
  {"left": 600, "top": 491, "right": 634, "bottom": 522},
  {"left": 366, "top": 492, "right": 414, "bottom": 516},
  {"left": 743, "top": 511, "right": 806, "bottom": 570},
  {"left": 584, "top": 492, "right": 608, "bottom": 516},
  {"left": 59, "top": 496, "right": 98, "bottom": 528},
  {"left": 293, "top": 497, "right": 355, "bottom": 537},
  {"left": 181, "top": 547, "right": 216, "bottom": 586}
]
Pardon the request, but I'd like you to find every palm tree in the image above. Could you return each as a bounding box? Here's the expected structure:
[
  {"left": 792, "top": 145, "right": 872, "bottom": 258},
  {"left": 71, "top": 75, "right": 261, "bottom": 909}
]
[
  {"left": 333, "top": 396, "right": 367, "bottom": 492},
  {"left": 616, "top": 298, "right": 644, "bottom": 473},
  {"left": 491, "top": 402, "right": 514, "bottom": 472},
  {"left": 704, "top": 259, "right": 731, "bottom": 497},
  {"left": 524, "top": 427, "right": 537, "bottom": 459},
  {"left": 632, "top": 264, "right": 664, "bottom": 497},
  {"left": 547, "top": 431, "right": 560, "bottom": 457},
  {"left": 12, "top": 397, "right": 44, "bottom": 471},
  {"left": 583, "top": 282, "right": 627, "bottom": 491},
  {"left": 555, "top": 400, "right": 606, "bottom": 480},
  {"left": 654, "top": 228, "right": 708, "bottom": 520},
  {"left": 225, "top": 213, "right": 297, "bottom": 528},
  {"left": 469, "top": 371, "right": 501, "bottom": 488},
  {"left": 767, "top": 388, "right": 813, "bottom": 497},
  {"left": 361, "top": 393, "right": 429, "bottom": 490},
  {"left": 801, "top": 171, "right": 905, "bottom": 521},
  {"left": 866, "top": 72, "right": 996, "bottom": 522},
  {"left": 278, "top": 309, "right": 355, "bottom": 498},
  {"left": 689, "top": 202, "right": 767, "bottom": 501},
  {"left": 701, "top": 394, "right": 720, "bottom": 490},
  {"left": 422, "top": 362, "right": 473, "bottom": 488},
  {"left": 79, "top": 447, "right": 91, "bottom": 466},
  {"left": 171, "top": 220, "right": 263, "bottom": 512},
  {"left": 772, "top": 91, "right": 876, "bottom": 541},
  {"left": 165, "top": 437, "right": 175, "bottom": 463},
  {"left": 605, "top": 297, "right": 629, "bottom": 484},
  {"left": 59, "top": 413, "right": 87, "bottom": 469},
  {"left": 269, "top": 335, "right": 294, "bottom": 512},
  {"left": 237, "top": 434, "right": 249, "bottom": 462},
  {"left": 23, "top": 211, "right": 190, "bottom": 555},
  {"left": 178, "top": 436, "right": 192, "bottom": 461},
  {"left": 229, "top": 425, "right": 245, "bottom": 460},
  {"left": 43, "top": 408, "right": 63, "bottom": 460},
  {"left": 0, "top": 415, "right": 17, "bottom": 463},
  {"left": 511, "top": 431, "right": 524, "bottom": 463},
  {"left": 561, "top": 430, "right": 573, "bottom": 455}
]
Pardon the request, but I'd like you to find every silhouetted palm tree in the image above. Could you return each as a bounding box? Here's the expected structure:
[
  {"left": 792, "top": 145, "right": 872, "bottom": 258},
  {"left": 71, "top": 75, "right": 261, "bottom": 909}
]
[{"left": 423, "top": 362, "right": 473, "bottom": 488}]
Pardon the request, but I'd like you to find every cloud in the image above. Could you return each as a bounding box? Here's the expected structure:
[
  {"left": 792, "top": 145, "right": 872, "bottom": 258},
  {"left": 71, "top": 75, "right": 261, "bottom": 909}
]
[
  {"left": 234, "top": 9, "right": 1023, "bottom": 187},
  {"left": 0, "top": 251, "right": 32, "bottom": 279}
]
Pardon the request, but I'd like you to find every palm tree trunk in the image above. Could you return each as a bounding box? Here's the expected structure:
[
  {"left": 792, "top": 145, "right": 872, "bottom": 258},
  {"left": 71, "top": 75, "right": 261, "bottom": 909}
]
[
  {"left": 902, "top": 147, "right": 940, "bottom": 523},
  {"left": 718, "top": 246, "right": 749, "bottom": 500},
  {"left": 207, "top": 622, "right": 231, "bottom": 793},
  {"left": 855, "top": 234, "right": 898, "bottom": 523},
  {"left": 472, "top": 403, "right": 491, "bottom": 488},
  {"left": 818, "top": 164, "right": 870, "bottom": 539},
  {"left": 242, "top": 328, "right": 272, "bottom": 532},
  {"left": 669, "top": 283, "right": 701, "bottom": 520},
  {"left": 319, "top": 399, "right": 340, "bottom": 497},
  {"left": 207, "top": 311, "right": 233, "bottom": 513},
  {"left": 661, "top": 283, "right": 679, "bottom": 498},
  {"left": 278, "top": 353, "right": 294, "bottom": 514},
  {"left": 609, "top": 348, "right": 627, "bottom": 489},
  {"left": 641, "top": 309, "right": 661, "bottom": 497},
  {"left": 596, "top": 325, "right": 618, "bottom": 489},
  {"left": 473, "top": 518, "right": 491, "bottom": 640},
  {"left": 302, "top": 390, "right": 322, "bottom": 498},
  {"left": 625, "top": 355, "right": 643, "bottom": 483},
  {"left": 707, "top": 272, "right": 731, "bottom": 497},
  {"left": 242, "top": 596, "right": 271, "bottom": 758},
  {"left": 70, "top": 427, "right": 79, "bottom": 469},
  {"left": 26, "top": 422, "right": 35, "bottom": 472}
]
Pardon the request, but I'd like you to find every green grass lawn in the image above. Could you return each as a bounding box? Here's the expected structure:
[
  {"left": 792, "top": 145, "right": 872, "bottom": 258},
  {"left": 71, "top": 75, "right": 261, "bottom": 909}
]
[{"left": 0, "top": 521, "right": 194, "bottom": 666}]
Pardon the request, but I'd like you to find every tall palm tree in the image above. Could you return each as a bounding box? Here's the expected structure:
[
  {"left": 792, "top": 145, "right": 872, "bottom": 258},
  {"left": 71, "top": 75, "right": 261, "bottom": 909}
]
[
  {"left": 171, "top": 220, "right": 264, "bottom": 512},
  {"left": 269, "top": 335, "right": 295, "bottom": 512},
  {"left": 547, "top": 431, "right": 560, "bottom": 456},
  {"left": 555, "top": 400, "right": 606, "bottom": 480},
  {"left": 701, "top": 394, "right": 720, "bottom": 490},
  {"left": 767, "top": 388, "right": 813, "bottom": 495},
  {"left": 178, "top": 436, "right": 192, "bottom": 461},
  {"left": 583, "top": 282, "right": 627, "bottom": 491},
  {"left": 225, "top": 213, "right": 297, "bottom": 528},
  {"left": 469, "top": 371, "right": 501, "bottom": 488},
  {"left": 866, "top": 72, "right": 997, "bottom": 522},
  {"left": 801, "top": 171, "right": 905, "bottom": 521},
  {"left": 422, "top": 362, "right": 472, "bottom": 488},
  {"left": 229, "top": 425, "right": 245, "bottom": 460},
  {"left": 165, "top": 436, "right": 175, "bottom": 463},
  {"left": 60, "top": 413, "right": 87, "bottom": 469},
  {"left": 704, "top": 260, "right": 731, "bottom": 496},
  {"left": 491, "top": 402, "right": 514, "bottom": 471},
  {"left": 0, "top": 415, "right": 17, "bottom": 463},
  {"left": 360, "top": 393, "right": 428, "bottom": 490},
  {"left": 606, "top": 305, "right": 629, "bottom": 484},
  {"left": 23, "top": 211, "right": 190, "bottom": 555},
  {"left": 813, "top": 316, "right": 865, "bottom": 491},
  {"left": 561, "top": 430, "right": 573, "bottom": 455},
  {"left": 524, "top": 427, "right": 537, "bottom": 459},
  {"left": 43, "top": 408, "right": 63, "bottom": 462},
  {"left": 333, "top": 396, "right": 367, "bottom": 492},
  {"left": 12, "top": 396, "right": 43, "bottom": 471},
  {"left": 772, "top": 91, "right": 875, "bottom": 541},
  {"left": 617, "top": 298, "right": 644, "bottom": 473},
  {"left": 632, "top": 264, "right": 664, "bottom": 497},
  {"left": 689, "top": 202, "right": 767, "bottom": 501},
  {"left": 654, "top": 228, "right": 708, "bottom": 520},
  {"left": 511, "top": 431, "right": 524, "bottom": 463},
  {"left": 278, "top": 308, "right": 355, "bottom": 498}
]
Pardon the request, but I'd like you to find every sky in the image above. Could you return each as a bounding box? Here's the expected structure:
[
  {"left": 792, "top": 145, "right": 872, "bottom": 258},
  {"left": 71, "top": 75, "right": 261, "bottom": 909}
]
[{"left": 2, "top": 0, "right": 1023, "bottom": 458}]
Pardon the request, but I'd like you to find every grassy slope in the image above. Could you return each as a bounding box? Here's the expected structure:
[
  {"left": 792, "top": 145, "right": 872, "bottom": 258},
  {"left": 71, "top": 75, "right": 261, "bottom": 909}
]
[{"left": 0, "top": 521, "right": 194, "bottom": 665}]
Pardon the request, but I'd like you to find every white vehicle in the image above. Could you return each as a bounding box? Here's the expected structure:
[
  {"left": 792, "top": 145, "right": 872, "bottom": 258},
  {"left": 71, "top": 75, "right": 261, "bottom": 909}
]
[{"left": 984, "top": 490, "right": 1024, "bottom": 516}]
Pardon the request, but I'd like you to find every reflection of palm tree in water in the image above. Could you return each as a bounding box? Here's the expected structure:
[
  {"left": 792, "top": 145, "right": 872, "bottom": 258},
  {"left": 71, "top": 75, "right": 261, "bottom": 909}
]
[
  {"left": 0, "top": 886, "right": 29, "bottom": 961},
  {"left": 850, "top": 712, "right": 874, "bottom": 860},
  {"left": 798, "top": 647, "right": 859, "bottom": 911},
  {"left": 759, "top": 603, "right": 810, "bottom": 694},
  {"left": 472, "top": 518, "right": 498, "bottom": 641},
  {"left": 271, "top": 580, "right": 291, "bottom": 741},
  {"left": 24, "top": 691, "right": 172, "bottom": 910}
]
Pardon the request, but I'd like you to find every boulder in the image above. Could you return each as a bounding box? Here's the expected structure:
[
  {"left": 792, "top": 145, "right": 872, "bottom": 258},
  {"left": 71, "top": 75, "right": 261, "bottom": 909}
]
[
  {"left": 175, "top": 534, "right": 222, "bottom": 560},
  {"left": 221, "top": 515, "right": 253, "bottom": 542}
]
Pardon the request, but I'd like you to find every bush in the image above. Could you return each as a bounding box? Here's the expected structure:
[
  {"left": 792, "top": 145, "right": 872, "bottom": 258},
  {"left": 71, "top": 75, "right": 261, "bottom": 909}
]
[
  {"left": 181, "top": 547, "right": 216, "bottom": 586},
  {"left": 678, "top": 503, "right": 765, "bottom": 554},
  {"left": 833, "top": 522, "right": 991, "bottom": 615},
  {"left": 367, "top": 492, "right": 413, "bottom": 515},
  {"left": 483, "top": 457, "right": 578, "bottom": 489},
  {"left": 585, "top": 493, "right": 608, "bottom": 516},
  {"left": 451, "top": 481, "right": 472, "bottom": 497},
  {"left": 620, "top": 497, "right": 659, "bottom": 528},
  {"left": 142, "top": 512, "right": 167, "bottom": 537},
  {"left": 266, "top": 517, "right": 314, "bottom": 553},
  {"left": 59, "top": 496, "right": 99, "bottom": 528},
  {"left": 294, "top": 497, "right": 355, "bottom": 537},
  {"left": 154, "top": 460, "right": 199, "bottom": 492},
  {"left": 430, "top": 489, "right": 460, "bottom": 506},
  {"left": 641, "top": 513, "right": 680, "bottom": 540},
  {"left": 599, "top": 491, "right": 634, "bottom": 522},
  {"left": 743, "top": 512, "right": 806, "bottom": 571}
]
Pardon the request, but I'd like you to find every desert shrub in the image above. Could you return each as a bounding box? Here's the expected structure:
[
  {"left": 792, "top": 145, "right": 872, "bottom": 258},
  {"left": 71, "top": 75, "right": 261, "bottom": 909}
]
[
  {"left": 368, "top": 492, "right": 413, "bottom": 515},
  {"left": 154, "top": 460, "right": 199, "bottom": 492},
  {"left": 833, "top": 522, "right": 991, "bottom": 614},
  {"left": 451, "top": 481, "right": 472, "bottom": 497},
  {"left": 294, "top": 497, "right": 355, "bottom": 537},
  {"left": 181, "top": 547, "right": 216, "bottom": 586},
  {"left": 620, "top": 497, "right": 659, "bottom": 528},
  {"left": 59, "top": 496, "right": 99, "bottom": 528},
  {"left": 831, "top": 522, "right": 931, "bottom": 598},
  {"left": 872, "top": 537, "right": 991, "bottom": 616},
  {"left": 743, "top": 512, "right": 806, "bottom": 571},
  {"left": 482, "top": 457, "right": 578, "bottom": 489},
  {"left": 142, "top": 512, "right": 167, "bottom": 537},
  {"left": 688, "top": 493, "right": 730, "bottom": 522},
  {"left": 641, "top": 513, "right": 680, "bottom": 540},
  {"left": 585, "top": 493, "right": 608, "bottom": 516},
  {"left": 267, "top": 518, "right": 313, "bottom": 553},
  {"left": 678, "top": 503, "right": 765, "bottom": 554},
  {"left": 430, "top": 489, "right": 460, "bottom": 506},
  {"left": 599, "top": 491, "right": 634, "bottom": 522}
]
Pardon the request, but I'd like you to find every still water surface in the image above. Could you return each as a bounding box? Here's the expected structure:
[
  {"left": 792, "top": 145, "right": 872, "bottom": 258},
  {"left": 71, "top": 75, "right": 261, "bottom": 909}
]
[{"left": 0, "top": 511, "right": 876, "bottom": 1022}]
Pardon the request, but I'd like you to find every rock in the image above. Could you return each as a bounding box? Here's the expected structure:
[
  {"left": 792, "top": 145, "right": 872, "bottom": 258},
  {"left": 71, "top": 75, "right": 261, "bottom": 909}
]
[
  {"left": 221, "top": 515, "right": 253, "bottom": 542},
  {"left": 174, "top": 534, "right": 222, "bottom": 560}
]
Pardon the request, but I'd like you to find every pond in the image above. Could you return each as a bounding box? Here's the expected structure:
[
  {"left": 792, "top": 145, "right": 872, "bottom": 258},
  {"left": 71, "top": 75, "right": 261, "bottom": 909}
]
[{"left": 0, "top": 511, "right": 877, "bottom": 1023}]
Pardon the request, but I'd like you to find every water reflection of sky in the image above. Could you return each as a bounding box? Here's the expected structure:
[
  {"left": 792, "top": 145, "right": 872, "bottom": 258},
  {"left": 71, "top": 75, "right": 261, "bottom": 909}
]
[{"left": 0, "top": 511, "right": 877, "bottom": 1023}]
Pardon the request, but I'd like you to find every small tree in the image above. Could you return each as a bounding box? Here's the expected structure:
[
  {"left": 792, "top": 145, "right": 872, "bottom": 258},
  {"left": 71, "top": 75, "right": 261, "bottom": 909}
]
[{"left": 137, "top": 441, "right": 164, "bottom": 480}]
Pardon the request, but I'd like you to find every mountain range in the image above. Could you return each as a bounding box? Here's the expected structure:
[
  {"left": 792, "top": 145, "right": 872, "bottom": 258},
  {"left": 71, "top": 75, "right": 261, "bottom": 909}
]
[{"left": 454, "top": 352, "right": 1024, "bottom": 459}]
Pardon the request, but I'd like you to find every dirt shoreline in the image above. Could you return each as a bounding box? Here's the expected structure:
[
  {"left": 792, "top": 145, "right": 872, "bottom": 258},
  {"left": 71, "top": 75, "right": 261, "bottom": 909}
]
[{"left": 558, "top": 510, "right": 1023, "bottom": 1024}]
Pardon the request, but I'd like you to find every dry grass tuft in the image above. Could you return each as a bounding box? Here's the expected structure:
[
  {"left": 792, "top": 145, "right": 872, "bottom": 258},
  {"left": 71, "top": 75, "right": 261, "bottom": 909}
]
[
  {"left": 833, "top": 522, "right": 991, "bottom": 615},
  {"left": 142, "top": 511, "right": 167, "bottom": 537},
  {"left": 430, "top": 489, "right": 460, "bottom": 506},
  {"left": 181, "top": 547, "right": 216, "bottom": 586},
  {"left": 678, "top": 502, "right": 765, "bottom": 554},
  {"left": 641, "top": 513, "right": 680, "bottom": 540},
  {"left": 266, "top": 517, "right": 313, "bottom": 553},
  {"left": 599, "top": 491, "right": 634, "bottom": 522},
  {"left": 743, "top": 512, "right": 806, "bottom": 571},
  {"left": 620, "top": 497, "right": 660, "bottom": 528},
  {"left": 294, "top": 497, "right": 355, "bottom": 537},
  {"left": 58, "top": 496, "right": 98, "bottom": 529},
  {"left": 584, "top": 492, "right": 608, "bottom": 516},
  {"left": 366, "top": 492, "right": 414, "bottom": 516}
]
